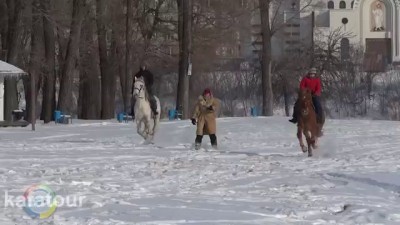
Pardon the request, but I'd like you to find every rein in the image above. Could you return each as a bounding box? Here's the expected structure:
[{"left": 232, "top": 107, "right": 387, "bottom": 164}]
[
  {"left": 133, "top": 82, "right": 146, "bottom": 99},
  {"left": 299, "top": 93, "right": 313, "bottom": 117}
]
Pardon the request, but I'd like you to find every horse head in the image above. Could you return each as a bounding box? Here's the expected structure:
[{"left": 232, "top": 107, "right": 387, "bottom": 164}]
[
  {"left": 133, "top": 77, "right": 146, "bottom": 99},
  {"left": 298, "top": 88, "right": 313, "bottom": 116}
]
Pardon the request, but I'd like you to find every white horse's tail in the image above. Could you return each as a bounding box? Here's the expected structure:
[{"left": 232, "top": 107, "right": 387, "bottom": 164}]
[{"left": 152, "top": 96, "right": 161, "bottom": 134}]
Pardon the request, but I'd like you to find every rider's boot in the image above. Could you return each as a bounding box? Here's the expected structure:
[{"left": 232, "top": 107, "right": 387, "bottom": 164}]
[
  {"left": 149, "top": 96, "right": 158, "bottom": 117},
  {"left": 289, "top": 100, "right": 299, "bottom": 124}
]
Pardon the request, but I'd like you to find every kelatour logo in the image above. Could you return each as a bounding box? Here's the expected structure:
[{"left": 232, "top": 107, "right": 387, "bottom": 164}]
[
  {"left": 4, "top": 184, "right": 86, "bottom": 219},
  {"left": 23, "top": 184, "right": 57, "bottom": 219}
]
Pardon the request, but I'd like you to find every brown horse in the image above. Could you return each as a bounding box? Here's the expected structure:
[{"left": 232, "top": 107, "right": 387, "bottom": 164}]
[{"left": 296, "top": 88, "right": 323, "bottom": 157}]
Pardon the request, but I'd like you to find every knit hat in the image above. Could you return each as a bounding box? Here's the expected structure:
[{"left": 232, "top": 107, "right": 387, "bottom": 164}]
[
  {"left": 309, "top": 67, "right": 317, "bottom": 74},
  {"left": 203, "top": 88, "right": 212, "bottom": 96}
]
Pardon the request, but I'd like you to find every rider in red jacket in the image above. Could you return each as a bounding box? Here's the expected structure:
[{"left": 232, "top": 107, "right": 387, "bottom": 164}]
[{"left": 289, "top": 67, "right": 323, "bottom": 124}]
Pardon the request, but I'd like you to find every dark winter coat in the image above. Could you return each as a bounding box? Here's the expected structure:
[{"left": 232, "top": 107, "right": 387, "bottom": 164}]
[
  {"left": 134, "top": 69, "right": 154, "bottom": 88},
  {"left": 132, "top": 68, "right": 155, "bottom": 97}
]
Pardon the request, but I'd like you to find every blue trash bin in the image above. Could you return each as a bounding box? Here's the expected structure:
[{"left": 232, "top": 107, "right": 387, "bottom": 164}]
[
  {"left": 117, "top": 113, "right": 124, "bottom": 122},
  {"left": 168, "top": 109, "right": 176, "bottom": 121},
  {"left": 251, "top": 107, "right": 259, "bottom": 117},
  {"left": 54, "top": 110, "right": 62, "bottom": 123}
]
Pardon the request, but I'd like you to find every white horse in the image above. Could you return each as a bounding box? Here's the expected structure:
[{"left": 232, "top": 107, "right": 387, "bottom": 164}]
[{"left": 132, "top": 77, "right": 161, "bottom": 143}]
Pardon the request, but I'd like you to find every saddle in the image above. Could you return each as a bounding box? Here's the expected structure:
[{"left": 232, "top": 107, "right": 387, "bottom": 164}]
[{"left": 298, "top": 102, "right": 323, "bottom": 124}]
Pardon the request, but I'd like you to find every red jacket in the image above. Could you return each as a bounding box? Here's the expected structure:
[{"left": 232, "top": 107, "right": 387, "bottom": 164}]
[{"left": 300, "top": 76, "right": 321, "bottom": 96}]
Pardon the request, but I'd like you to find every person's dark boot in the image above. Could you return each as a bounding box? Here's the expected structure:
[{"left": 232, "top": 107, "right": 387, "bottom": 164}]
[
  {"left": 131, "top": 110, "right": 135, "bottom": 120},
  {"left": 210, "top": 134, "right": 217, "bottom": 149},
  {"left": 289, "top": 101, "right": 299, "bottom": 124},
  {"left": 289, "top": 113, "right": 298, "bottom": 123},
  {"left": 316, "top": 112, "right": 323, "bottom": 124},
  {"left": 195, "top": 135, "right": 203, "bottom": 150},
  {"left": 149, "top": 97, "right": 158, "bottom": 116}
]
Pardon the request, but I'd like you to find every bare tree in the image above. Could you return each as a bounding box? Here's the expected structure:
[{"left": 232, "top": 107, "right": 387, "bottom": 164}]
[
  {"left": 96, "top": 0, "right": 116, "bottom": 119},
  {"left": 24, "top": 0, "right": 44, "bottom": 122},
  {"left": 272, "top": 52, "right": 308, "bottom": 116},
  {"left": 313, "top": 27, "right": 380, "bottom": 118},
  {"left": 58, "top": 0, "right": 86, "bottom": 114},
  {"left": 176, "top": 0, "right": 192, "bottom": 119},
  {"left": 123, "top": 0, "right": 136, "bottom": 113},
  {"left": 4, "top": 0, "right": 26, "bottom": 121},
  {"left": 78, "top": 1, "right": 101, "bottom": 119},
  {"left": 259, "top": 0, "right": 273, "bottom": 116},
  {"left": 380, "top": 72, "right": 400, "bottom": 120},
  {"left": 257, "top": 0, "right": 313, "bottom": 116},
  {"left": 41, "top": 0, "right": 56, "bottom": 123}
]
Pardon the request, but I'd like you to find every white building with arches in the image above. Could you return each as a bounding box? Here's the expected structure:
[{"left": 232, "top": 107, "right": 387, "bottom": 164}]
[
  {"left": 301, "top": 0, "right": 400, "bottom": 71},
  {"left": 250, "top": 0, "right": 400, "bottom": 71}
]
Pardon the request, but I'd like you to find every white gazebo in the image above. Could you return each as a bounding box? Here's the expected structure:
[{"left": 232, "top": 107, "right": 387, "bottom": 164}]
[{"left": 0, "top": 60, "right": 35, "bottom": 130}]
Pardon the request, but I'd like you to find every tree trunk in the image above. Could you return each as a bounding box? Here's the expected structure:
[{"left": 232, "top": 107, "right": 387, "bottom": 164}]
[
  {"left": 4, "top": 0, "right": 24, "bottom": 122},
  {"left": 79, "top": 3, "right": 101, "bottom": 119},
  {"left": 79, "top": 64, "right": 101, "bottom": 119},
  {"left": 259, "top": 0, "right": 274, "bottom": 116},
  {"left": 97, "top": 0, "right": 115, "bottom": 119},
  {"left": 176, "top": 0, "right": 192, "bottom": 119},
  {"left": 283, "top": 78, "right": 290, "bottom": 117},
  {"left": 0, "top": 0, "right": 8, "bottom": 57},
  {"left": 24, "top": 0, "right": 43, "bottom": 122},
  {"left": 41, "top": 0, "right": 56, "bottom": 123},
  {"left": 123, "top": 0, "right": 133, "bottom": 113},
  {"left": 58, "top": 0, "right": 85, "bottom": 114}
]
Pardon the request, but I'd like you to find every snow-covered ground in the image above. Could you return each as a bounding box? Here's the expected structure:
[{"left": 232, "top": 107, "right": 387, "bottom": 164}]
[{"left": 1, "top": 117, "right": 400, "bottom": 224}]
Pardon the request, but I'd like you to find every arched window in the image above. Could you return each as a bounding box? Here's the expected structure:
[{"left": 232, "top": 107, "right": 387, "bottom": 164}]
[
  {"left": 341, "top": 38, "right": 350, "bottom": 61},
  {"left": 339, "top": 1, "right": 346, "bottom": 9},
  {"left": 351, "top": 1, "right": 354, "bottom": 8},
  {"left": 328, "top": 0, "right": 334, "bottom": 9}
]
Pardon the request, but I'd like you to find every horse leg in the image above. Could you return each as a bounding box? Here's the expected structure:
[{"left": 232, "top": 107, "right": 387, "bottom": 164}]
[
  {"left": 297, "top": 126, "right": 307, "bottom": 153},
  {"left": 137, "top": 120, "right": 146, "bottom": 139},
  {"left": 147, "top": 116, "right": 156, "bottom": 137},
  {"left": 147, "top": 116, "right": 159, "bottom": 143},
  {"left": 148, "top": 97, "right": 160, "bottom": 136},
  {"left": 136, "top": 120, "right": 143, "bottom": 137},
  {"left": 311, "top": 121, "right": 321, "bottom": 149},
  {"left": 312, "top": 127, "right": 318, "bottom": 149},
  {"left": 313, "top": 138, "right": 318, "bottom": 149},
  {"left": 304, "top": 130, "right": 313, "bottom": 157},
  {"left": 151, "top": 108, "right": 160, "bottom": 137},
  {"left": 144, "top": 117, "right": 152, "bottom": 142},
  {"left": 316, "top": 123, "right": 323, "bottom": 137}
]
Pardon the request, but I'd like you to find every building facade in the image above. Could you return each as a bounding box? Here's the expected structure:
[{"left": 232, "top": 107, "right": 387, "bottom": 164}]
[
  {"left": 251, "top": 0, "right": 400, "bottom": 71},
  {"left": 314, "top": 0, "right": 400, "bottom": 71}
]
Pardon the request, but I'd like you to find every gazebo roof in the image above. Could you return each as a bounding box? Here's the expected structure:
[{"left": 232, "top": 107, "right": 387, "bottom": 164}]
[{"left": 0, "top": 60, "right": 27, "bottom": 77}]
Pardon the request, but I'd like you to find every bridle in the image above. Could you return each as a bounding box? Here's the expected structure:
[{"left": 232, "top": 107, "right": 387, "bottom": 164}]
[{"left": 133, "top": 80, "right": 145, "bottom": 99}]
